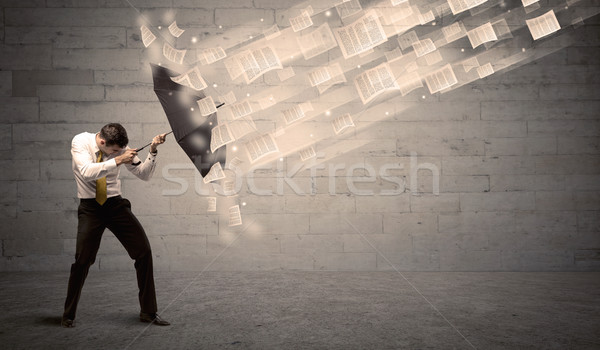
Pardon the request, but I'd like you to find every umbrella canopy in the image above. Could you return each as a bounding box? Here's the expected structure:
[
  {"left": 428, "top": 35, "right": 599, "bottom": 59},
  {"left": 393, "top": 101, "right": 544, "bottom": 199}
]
[{"left": 151, "top": 63, "right": 226, "bottom": 177}]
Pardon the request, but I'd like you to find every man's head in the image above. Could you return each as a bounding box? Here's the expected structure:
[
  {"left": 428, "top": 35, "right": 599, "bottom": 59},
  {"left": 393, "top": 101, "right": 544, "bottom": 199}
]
[{"left": 98, "top": 123, "right": 129, "bottom": 155}]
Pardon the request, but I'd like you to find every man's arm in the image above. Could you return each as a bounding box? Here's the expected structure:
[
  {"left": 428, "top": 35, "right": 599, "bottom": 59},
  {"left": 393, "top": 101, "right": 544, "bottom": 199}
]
[
  {"left": 125, "top": 133, "right": 167, "bottom": 181},
  {"left": 71, "top": 136, "right": 117, "bottom": 181}
]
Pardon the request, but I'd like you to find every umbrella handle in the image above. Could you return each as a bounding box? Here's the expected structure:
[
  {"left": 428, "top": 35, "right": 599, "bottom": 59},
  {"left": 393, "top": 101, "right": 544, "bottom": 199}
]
[
  {"left": 135, "top": 131, "right": 174, "bottom": 152},
  {"left": 131, "top": 131, "right": 174, "bottom": 166}
]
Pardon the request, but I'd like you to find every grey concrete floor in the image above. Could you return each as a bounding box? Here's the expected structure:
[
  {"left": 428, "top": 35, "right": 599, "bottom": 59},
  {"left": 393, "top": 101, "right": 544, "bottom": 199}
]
[{"left": 0, "top": 271, "right": 599, "bottom": 349}]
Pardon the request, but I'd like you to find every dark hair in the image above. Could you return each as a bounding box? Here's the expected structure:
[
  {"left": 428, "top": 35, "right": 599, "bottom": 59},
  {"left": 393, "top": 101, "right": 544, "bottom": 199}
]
[{"left": 99, "top": 123, "right": 129, "bottom": 148}]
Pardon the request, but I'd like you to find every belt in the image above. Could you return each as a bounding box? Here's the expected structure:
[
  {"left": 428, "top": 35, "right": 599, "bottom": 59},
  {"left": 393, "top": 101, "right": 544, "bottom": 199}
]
[{"left": 80, "top": 195, "right": 122, "bottom": 203}]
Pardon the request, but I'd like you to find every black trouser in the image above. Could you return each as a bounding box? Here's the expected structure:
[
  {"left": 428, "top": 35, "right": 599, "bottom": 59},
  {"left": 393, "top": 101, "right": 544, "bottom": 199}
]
[{"left": 63, "top": 196, "right": 157, "bottom": 320}]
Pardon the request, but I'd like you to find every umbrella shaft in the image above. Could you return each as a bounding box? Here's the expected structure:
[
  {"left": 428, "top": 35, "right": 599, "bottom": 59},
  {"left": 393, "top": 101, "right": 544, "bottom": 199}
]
[{"left": 135, "top": 131, "right": 173, "bottom": 152}]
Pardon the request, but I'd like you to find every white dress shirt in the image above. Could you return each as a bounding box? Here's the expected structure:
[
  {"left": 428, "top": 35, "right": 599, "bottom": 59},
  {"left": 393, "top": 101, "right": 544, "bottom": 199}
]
[{"left": 71, "top": 132, "right": 157, "bottom": 199}]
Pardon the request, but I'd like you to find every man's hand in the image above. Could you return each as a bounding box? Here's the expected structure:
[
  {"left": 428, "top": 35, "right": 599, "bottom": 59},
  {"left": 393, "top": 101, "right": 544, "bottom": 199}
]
[
  {"left": 115, "top": 149, "right": 137, "bottom": 165},
  {"left": 150, "top": 133, "right": 168, "bottom": 153}
]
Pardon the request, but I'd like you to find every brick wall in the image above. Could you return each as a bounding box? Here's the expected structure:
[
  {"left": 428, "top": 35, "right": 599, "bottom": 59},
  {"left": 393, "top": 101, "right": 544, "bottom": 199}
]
[{"left": 0, "top": 0, "right": 598, "bottom": 271}]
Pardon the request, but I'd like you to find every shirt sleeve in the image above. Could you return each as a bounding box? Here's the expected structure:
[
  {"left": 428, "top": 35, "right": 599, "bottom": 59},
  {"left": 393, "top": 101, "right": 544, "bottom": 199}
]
[
  {"left": 71, "top": 135, "right": 118, "bottom": 181},
  {"left": 125, "top": 149, "right": 157, "bottom": 181}
]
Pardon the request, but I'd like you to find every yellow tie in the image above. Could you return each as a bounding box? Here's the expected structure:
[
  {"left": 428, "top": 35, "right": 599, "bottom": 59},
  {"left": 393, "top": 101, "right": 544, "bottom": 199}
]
[{"left": 95, "top": 151, "right": 107, "bottom": 205}]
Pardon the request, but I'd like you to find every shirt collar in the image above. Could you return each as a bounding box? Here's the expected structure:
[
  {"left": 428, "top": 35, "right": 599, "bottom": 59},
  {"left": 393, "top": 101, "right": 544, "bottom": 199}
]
[{"left": 92, "top": 133, "right": 100, "bottom": 156}]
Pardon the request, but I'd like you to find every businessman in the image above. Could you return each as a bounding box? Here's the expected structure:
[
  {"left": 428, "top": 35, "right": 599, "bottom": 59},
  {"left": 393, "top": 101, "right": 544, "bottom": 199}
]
[{"left": 62, "top": 123, "right": 170, "bottom": 327}]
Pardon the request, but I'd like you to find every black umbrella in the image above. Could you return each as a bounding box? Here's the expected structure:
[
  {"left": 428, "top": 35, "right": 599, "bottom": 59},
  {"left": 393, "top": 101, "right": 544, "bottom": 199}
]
[{"left": 150, "top": 63, "right": 226, "bottom": 177}]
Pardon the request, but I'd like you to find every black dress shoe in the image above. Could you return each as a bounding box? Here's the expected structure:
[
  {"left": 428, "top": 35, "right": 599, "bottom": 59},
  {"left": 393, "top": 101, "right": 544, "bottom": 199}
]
[
  {"left": 61, "top": 318, "right": 75, "bottom": 328},
  {"left": 139, "top": 312, "right": 170, "bottom": 326}
]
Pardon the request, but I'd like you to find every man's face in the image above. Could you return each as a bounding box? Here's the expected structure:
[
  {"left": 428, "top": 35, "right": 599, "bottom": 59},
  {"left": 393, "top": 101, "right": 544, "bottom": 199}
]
[{"left": 99, "top": 140, "right": 124, "bottom": 155}]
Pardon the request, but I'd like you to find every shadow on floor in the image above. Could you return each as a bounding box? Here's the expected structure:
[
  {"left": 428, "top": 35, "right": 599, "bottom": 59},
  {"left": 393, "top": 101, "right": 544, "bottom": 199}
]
[{"left": 35, "top": 316, "right": 62, "bottom": 327}]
